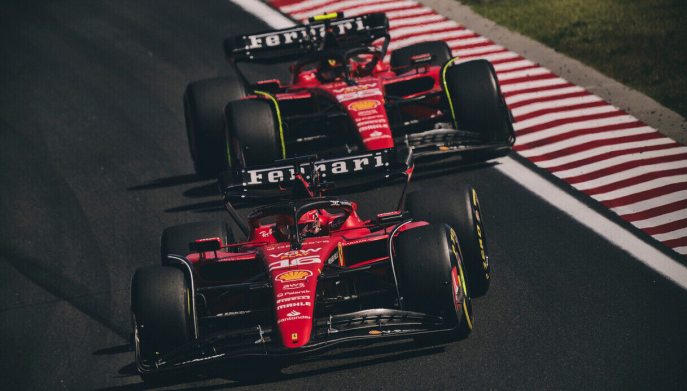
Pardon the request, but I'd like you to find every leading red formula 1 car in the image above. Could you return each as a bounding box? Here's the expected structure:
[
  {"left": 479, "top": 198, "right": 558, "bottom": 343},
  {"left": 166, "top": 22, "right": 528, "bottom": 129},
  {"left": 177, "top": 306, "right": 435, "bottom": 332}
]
[
  {"left": 130, "top": 158, "right": 491, "bottom": 380},
  {"left": 184, "top": 12, "right": 514, "bottom": 180}
]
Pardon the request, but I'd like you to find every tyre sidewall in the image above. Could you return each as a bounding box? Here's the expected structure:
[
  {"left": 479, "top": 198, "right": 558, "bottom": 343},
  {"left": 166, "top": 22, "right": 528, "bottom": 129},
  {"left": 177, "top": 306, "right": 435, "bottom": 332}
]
[
  {"left": 443, "top": 59, "right": 513, "bottom": 144},
  {"left": 131, "top": 266, "right": 192, "bottom": 362}
]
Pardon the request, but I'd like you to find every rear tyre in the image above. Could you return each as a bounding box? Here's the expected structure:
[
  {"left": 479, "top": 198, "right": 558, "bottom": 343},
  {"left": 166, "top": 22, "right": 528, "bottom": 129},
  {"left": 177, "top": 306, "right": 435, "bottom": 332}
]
[
  {"left": 442, "top": 59, "right": 514, "bottom": 146},
  {"left": 161, "top": 221, "right": 233, "bottom": 263},
  {"left": 184, "top": 75, "right": 246, "bottom": 177},
  {"left": 405, "top": 185, "right": 491, "bottom": 297},
  {"left": 225, "top": 99, "right": 281, "bottom": 167},
  {"left": 395, "top": 224, "right": 473, "bottom": 338},
  {"left": 131, "top": 266, "right": 192, "bottom": 365},
  {"left": 390, "top": 40, "right": 452, "bottom": 71}
]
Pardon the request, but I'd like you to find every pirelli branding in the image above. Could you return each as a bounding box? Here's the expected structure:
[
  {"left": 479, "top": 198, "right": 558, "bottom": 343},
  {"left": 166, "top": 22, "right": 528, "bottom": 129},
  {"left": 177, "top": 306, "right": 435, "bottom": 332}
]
[{"left": 242, "top": 151, "right": 390, "bottom": 185}]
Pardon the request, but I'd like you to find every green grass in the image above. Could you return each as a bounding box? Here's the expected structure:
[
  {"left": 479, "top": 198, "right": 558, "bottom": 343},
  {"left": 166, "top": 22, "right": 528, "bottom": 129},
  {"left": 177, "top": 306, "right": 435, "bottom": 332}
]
[{"left": 460, "top": 0, "right": 687, "bottom": 118}]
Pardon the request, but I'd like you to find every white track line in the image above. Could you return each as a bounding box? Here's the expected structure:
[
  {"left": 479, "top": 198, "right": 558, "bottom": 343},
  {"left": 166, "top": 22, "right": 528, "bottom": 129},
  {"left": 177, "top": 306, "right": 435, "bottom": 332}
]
[
  {"left": 230, "top": 0, "right": 687, "bottom": 290},
  {"left": 496, "top": 157, "right": 687, "bottom": 289}
]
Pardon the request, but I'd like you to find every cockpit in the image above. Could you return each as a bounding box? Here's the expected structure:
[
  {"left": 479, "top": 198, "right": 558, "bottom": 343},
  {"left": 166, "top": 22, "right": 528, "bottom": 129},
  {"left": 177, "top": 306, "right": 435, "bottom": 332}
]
[{"left": 248, "top": 198, "right": 358, "bottom": 243}]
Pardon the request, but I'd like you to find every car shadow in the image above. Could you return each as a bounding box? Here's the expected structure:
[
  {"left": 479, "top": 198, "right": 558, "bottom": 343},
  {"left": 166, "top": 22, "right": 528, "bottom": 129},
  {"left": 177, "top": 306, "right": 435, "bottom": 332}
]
[{"left": 95, "top": 338, "right": 446, "bottom": 390}]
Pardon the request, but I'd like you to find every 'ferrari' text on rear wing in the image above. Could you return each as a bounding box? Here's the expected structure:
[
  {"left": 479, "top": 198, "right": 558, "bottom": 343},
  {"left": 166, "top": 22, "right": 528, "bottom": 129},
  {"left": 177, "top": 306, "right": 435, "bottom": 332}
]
[
  {"left": 219, "top": 148, "right": 412, "bottom": 204},
  {"left": 224, "top": 13, "right": 389, "bottom": 64}
]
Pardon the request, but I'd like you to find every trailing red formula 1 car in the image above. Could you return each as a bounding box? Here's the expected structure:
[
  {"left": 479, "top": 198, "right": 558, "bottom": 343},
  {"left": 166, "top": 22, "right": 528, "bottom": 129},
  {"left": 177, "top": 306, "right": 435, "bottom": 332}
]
[
  {"left": 184, "top": 12, "right": 514, "bottom": 179},
  {"left": 130, "top": 158, "right": 491, "bottom": 380}
]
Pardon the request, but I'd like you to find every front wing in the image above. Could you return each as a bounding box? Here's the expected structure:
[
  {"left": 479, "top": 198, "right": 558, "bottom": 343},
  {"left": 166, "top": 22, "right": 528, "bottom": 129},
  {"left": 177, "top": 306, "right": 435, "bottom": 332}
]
[{"left": 136, "top": 308, "right": 456, "bottom": 374}]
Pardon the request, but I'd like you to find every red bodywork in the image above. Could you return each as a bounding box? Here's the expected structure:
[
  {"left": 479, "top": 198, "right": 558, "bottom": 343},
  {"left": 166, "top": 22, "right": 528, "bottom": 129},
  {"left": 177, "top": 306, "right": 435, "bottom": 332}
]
[
  {"left": 185, "top": 200, "right": 426, "bottom": 349},
  {"left": 243, "top": 62, "right": 444, "bottom": 157}
]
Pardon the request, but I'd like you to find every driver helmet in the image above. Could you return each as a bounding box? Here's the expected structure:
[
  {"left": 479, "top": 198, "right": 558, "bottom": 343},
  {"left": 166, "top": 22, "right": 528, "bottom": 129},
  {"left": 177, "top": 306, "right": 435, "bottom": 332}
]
[
  {"left": 298, "top": 210, "right": 322, "bottom": 237},
  {"left": 318, "top": 56, "right": 346, "bottom": 82}
]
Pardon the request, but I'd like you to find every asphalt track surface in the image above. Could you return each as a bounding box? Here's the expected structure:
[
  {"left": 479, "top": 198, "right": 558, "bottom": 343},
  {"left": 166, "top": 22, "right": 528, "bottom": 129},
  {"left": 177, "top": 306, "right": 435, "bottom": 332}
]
[{"left": 1, "top": 1, "right": 686, "bottom": 390}]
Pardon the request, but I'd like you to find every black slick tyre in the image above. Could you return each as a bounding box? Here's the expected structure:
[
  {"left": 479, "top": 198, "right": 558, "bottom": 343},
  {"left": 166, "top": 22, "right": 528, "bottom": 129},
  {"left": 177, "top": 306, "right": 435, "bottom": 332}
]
[
  {"left": 131, "top": 266, "right": 192, "bottom": 366},
  {"left": 161, "top": 221, "right": 233, "bottom": 263},
  {"left": 394, "top": 224, "right": 473, "bottom": 338},
  {"left": 442, "top": 59, "right": 514, "bottom": 145},
  {"left": 405, "top": 185, "right": 491, "bottom": 297},
  {"left": 390, "top": 40, "right": 452, "bottom": 71},
  {"left": 184, "top": 75, "right": 246, "bottom": 177},
  {"left": 225, "top": 98, "right": 281, "bottom": 167}
]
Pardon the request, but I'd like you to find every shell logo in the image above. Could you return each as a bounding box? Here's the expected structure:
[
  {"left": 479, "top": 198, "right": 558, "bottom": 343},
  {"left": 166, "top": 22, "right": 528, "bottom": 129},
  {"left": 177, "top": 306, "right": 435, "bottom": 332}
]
[
  {"left": 348, "top": 100, "right": 379, "bottom": 111},
  {"left": 275, "top": 270, "right": 312, "bottom": 282}
]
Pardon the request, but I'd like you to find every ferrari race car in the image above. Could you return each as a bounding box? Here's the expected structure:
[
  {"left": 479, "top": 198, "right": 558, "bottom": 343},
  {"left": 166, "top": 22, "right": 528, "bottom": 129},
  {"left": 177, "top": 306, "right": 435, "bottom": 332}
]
[
  {"left": 184, "top": 12, "right": 514, "bottom": 179},
  {"left": 130, "top": 159, "right": 491, "bottom": 379}
]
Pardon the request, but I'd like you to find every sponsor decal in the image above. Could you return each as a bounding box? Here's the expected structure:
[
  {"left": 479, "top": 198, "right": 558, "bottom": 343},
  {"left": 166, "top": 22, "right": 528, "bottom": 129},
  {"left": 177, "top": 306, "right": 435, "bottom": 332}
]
[
  {"left": 363, "top": 133, "right": 392, "bottom": 142},
  {"left": 277, "top": 289, "right": 310, "bottom": 298},
  {"left": 338, "top": 89, "right": 383, "bottom": 102},
  {"left": 243, "top": 154, "right": 387, "bottom": 185},
  {"left": 278, "top": 314, "right": 312, "bottom": 324},
  {"left": 287, "top": 310, "right": 301, "bottom": 317},
  {"left": 359, "top": 123, "right": 387, "bottom": 131},
  {"left": 276, "top": 301, "right": 311, "bottom": 310},
  {"left": 368, "top": 329, "right": 411, "bottom": 335},
  {"left": 275, "top": 270, "right": 312, "bottom": 282},
  {"left": 326, "top": 251, "right": 338, "bottom": 265},
  {"left": 342, "top": 236, "right": 387, "bottom": 246},
  {"left": 357, "top": 109, "right": 381, "bottom": 116},
  {"left": 269, "top": 248, "right": 322, "bottom": 259},
  {"left": 281, "top": 282, "right": 306, "bottom": 290},
  {"left": 243, "top": 19, "right": 366, "bottom": 50},
  {"left": 269, "top": 255, "right": 321, "bottom": 271},
  {"left": 348, "top": 100, "right": 380, "bottom": 111},
  {"left": 332, "top": 83, "right": 377, "bottom": 94},
  {"left": 356, "top": 118, "right": 387, "bottom": 126},
  {"left": 216, "top": 310, "right": 250, "bottom": 317},
  {"left": 276, "top": 295, "right": 310, "bottom": 304},
  {"left": 259, "top": 229, "right": 273, "bottom": 238}
]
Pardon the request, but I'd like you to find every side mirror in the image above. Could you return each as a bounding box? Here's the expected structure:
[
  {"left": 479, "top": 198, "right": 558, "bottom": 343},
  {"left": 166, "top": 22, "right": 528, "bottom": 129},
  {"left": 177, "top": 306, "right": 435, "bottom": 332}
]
[{"left": 189, "top": 238, "right": 222, "bottom": 253}]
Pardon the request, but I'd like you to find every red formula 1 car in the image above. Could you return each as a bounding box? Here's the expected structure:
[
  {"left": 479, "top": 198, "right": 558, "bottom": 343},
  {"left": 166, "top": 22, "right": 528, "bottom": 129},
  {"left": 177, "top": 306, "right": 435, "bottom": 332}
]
[
  {"left": 184, "top": 12, "right": 514, "bottom": 180},
  {"left": 130, "top": 159, "right": 491, "bottom": 379}
]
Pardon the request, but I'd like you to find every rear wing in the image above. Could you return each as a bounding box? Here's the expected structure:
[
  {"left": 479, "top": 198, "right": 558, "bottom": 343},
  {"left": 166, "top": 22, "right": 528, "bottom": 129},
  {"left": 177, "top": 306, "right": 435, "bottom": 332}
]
[
  {"left": 218, "top": 148, "right": 412, "bottom": 203},
  {"left": 223, "top": 13, "right": 389, "bottom": 65}
]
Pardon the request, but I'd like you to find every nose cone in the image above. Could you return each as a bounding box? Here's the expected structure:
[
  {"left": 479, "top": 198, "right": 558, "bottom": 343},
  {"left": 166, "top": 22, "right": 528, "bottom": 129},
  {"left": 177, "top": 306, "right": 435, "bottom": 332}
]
[
  {"left": 265, "top": 240, "right": 333, "bottom": 348},
  {"left": 272, "top": 269, "right": 318, "bottom": 348}
]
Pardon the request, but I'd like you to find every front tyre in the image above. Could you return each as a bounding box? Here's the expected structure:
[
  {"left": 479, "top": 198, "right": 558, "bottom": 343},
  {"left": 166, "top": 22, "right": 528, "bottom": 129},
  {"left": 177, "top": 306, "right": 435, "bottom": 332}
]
[
  {"left": 442, "top": 59, "right": 514, "bottom": 148},
  {"left": 131, "top": 266, "right": 193, "bottom": 368},
  {"left": 184, "top": 75, "right": 246, "bottom": 177},
  {"left": 225, "top": 98, "right": 281, "bottom": 167},
  {"left": 395, "top": 224, "right": 474, "bottom": 338},
  {"left": 405, "top": 185, "right": 491, "bottom": 297}
]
